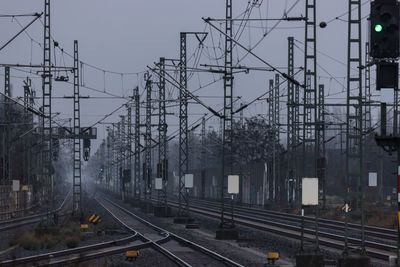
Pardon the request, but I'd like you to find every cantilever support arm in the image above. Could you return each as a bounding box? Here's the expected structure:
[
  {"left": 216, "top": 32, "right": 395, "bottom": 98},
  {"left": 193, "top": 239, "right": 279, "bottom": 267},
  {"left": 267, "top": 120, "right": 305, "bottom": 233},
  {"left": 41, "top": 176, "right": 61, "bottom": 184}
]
[
  {"left": 202, "top": 17, "right": 303, "bottom": 88},
  {"left": 0, "top": 12, "right": 43, "bottom": 52},
  {"left": 147, "top": 65, "right": 223, "bottom": 119}
]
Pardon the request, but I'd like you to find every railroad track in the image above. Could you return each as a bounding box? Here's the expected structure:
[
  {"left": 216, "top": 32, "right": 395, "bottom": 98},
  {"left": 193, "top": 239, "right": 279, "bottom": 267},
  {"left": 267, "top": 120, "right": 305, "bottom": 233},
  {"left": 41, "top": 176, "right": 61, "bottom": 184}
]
[
  {"left": 0, "top": 189, "right": 72, "bottom": 232},
  {"left": 97, "top": 196, "right": 244, "bottom": 267},
  {"left": 159, "top": 198, "right": 395, "bottom": 262},
  {"left": 189, "top": 198, "right": 396, "bottom": 242},
  {"left": 0, "top": 231, "right": 146, "bottom": 266}
]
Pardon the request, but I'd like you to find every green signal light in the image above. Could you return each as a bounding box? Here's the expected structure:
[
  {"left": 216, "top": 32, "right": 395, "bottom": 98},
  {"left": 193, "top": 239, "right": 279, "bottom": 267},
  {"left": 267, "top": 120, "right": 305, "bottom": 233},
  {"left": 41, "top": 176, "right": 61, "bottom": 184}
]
[{"left": 374, "top": 24, "right": 383, "bottom": 32}]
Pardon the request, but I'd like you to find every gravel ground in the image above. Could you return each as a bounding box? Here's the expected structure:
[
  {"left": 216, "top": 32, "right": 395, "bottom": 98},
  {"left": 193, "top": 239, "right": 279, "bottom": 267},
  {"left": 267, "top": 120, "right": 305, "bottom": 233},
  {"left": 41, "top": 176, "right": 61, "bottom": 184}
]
[
  {"left": 0, "top": 190, "right": 130, "bottom": 262},
  {"left": 0, "top": 185, "right": 71, "bottom": 252},
  {"left": 87, "top": 248, "right": 178, "bottom": 267},
  {"left": 106, "top": 194, "right": 275, "bottom": 267},
  {"left": 103, "top": 192, "right": 390, "bottom": 267}
]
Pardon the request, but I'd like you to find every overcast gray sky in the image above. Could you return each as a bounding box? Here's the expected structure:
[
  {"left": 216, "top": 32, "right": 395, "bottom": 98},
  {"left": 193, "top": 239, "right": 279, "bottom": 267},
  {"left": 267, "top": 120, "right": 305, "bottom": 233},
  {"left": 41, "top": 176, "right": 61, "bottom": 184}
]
[{"left": 1, "top": 0, "right": 375, "bottom": 154}]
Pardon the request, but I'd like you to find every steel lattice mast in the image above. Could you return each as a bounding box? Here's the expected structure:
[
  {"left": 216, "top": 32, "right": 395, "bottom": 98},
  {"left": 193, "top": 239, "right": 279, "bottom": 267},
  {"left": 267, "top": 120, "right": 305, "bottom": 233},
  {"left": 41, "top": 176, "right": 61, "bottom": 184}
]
[
  {"left": 344, "top": 0, "right": 364, "bottom": 255},
  {"left": 158, "top": 57, "right": 168, "bottom": 209},
  {"left": 287, "top": 37, "right": 296, "bottom": 204},
  {"left": 127, "top": 104, "right": 132, "bottom": 200},
  {"left": 23, "top": 78, "right": 34, "bottom": 194},
  {"left": 144, "top": 73, "right": 152, "bottom": 201},
  {"left": 72, "top": 40, "right": 82, "bottom": 217},
  {"left": 317, "top": 84, "right": 326, "bottom": 209},
  {"left": 364, "top": 42, "right": 372, "bottom": 132},
  {"left": 116, "top": 120, "right": 121, "bottom": 196},
  {"left": 219, "top": 0, "right": 234, "bottom": 230},
  {"left": 120, "top": 115, "right": 126, "bottom": 199},
  {"left": 2, "top": 67, "right": 10, "bottom": 188},
  {"left": 201, "top": 117, "right": 206, "bottom": 199},
  {"left": 134, "top": 86, "right": 141, "bottom": 201},
  {"left": 178, "top": 33, "right": 189, "bottom": 218},
  {"left": 106, "top": 128, "right": 111, "bottom": 191},
  {"left": 302, "top": 0, "right": 318, "bottom": 180},
  {"left": 42, "top": 0, "right": 53, "bottom": 207},
  {"left": 268, "top": 79, "right": 274, "bottom": 201},
  {"left": 273, "top": 74, "right": 280, "bottom": 202}
]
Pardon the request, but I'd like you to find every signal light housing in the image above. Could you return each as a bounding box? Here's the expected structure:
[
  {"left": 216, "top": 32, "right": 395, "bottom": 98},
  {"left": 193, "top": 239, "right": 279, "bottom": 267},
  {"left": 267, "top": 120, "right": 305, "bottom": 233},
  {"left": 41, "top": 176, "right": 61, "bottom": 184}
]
[{"left": 370, "top": 0, "right": 399, "bottom": 58}]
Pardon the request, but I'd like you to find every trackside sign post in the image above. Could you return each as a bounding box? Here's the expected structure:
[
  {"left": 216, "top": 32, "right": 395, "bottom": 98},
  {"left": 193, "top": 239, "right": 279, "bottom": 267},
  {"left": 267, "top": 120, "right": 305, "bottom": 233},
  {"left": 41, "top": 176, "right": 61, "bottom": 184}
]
[{"left": 300, "top": 178, "right": 319, "bottom": 253}]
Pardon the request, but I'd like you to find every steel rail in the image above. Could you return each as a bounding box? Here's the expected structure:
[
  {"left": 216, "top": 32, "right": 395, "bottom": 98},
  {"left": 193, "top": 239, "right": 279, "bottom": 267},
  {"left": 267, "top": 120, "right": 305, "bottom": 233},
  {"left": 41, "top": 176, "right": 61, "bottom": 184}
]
[
  {"left": 101, "top": 197, "right": 244, "bottom": 267},
  {"left": 0, "top": 189, "right": 72, "bottom": 230},
  {"left": 189, "top": 198, "right": 396, "bottom": 241},
  {"left": 160, "top": 198, "right": 395, "bottom": 261},
  {"left": 97, "top": 197, "right": 192, "bottom": 267},
  {"left": 0, "top": 234, "right": 141, "bottom": 266}
]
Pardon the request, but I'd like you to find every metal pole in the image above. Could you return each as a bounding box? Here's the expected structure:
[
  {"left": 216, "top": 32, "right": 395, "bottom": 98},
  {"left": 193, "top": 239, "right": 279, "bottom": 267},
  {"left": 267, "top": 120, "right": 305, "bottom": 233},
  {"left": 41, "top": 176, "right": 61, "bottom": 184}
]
[
  {"left": 178, "top": 33, "right": 189, "bottom": 218},
  {"left": 127, "top": 106, "right": 132, "bottom": 200},
  {"left": 274, "top": 74, "right": 280, "bottom": 202},
  {"left": 345, "top": 0, "right": 364, "bottom": 255},
  {"left": 72, "top": 40, "right": 82, "bottom": 218},
  {"left": 158, "top": 57, "right": 168, "bottom": 210},
  {"left": 287, "top": 37, "right": 296, "bottom": 205},
  {"left": 120, "top": 115, "right": 126, "bottom": 200},
  {"left": 268, "top": 79, "right": 274, "bottom": 202},
  {"left": 397, "top": 149, "right": 400, "bottom": 266},
  {"left": 302, "top": 0, "right": 318, "bottom": 181},
  {"left": 106, "top": 128, "right": 111, "bottom": 191},
  {"left": 42, "top": 0, "right": 53, "bottom": 219},
  {"left": 219, "top": 0, "right": 234, "bottom": 231},
  {"left": 134, "top": 87, "right": 141, "bottom": 201},
  {"left": 364, "top": 42, "right": 372, "bottom": 132},
  {"left": 3, "top": 67, "right": 10, "bottom": 186},
  {"left": 201, "top": 117, "right": 206, "bottom": 199},
  {"left": 317, "top": 84, "right": 326, "bottom": 210},
  {"left": 144, "top": 73, "right": 152, "bottom": 202}
]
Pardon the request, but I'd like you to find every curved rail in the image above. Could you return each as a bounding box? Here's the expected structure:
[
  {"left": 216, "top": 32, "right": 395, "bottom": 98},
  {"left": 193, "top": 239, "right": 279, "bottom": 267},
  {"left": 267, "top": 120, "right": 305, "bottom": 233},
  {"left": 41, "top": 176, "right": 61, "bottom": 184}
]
[
  {"left": 0, "top": 233, "right": 143, "bottom": 266},
  {"left": 100, "top": 197, "right": 244, "bottom": 267}
]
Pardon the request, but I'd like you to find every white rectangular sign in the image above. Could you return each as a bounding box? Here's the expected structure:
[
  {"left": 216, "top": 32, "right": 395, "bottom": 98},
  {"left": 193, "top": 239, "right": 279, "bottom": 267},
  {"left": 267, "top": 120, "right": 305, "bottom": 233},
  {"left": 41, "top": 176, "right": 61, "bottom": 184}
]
[
  {"left": 155, "top": 178, "right": 163, "bottom": 190},
  {"left": 184, "top": 174, "right": 194, "bottom": 188},
  {"left": 12, "top": 180, "right": 20, "bottom": 192},
  {"left": 368, "top": 172, "right": 377, "bottom": 187},
  {"left": 228, "top": 175, "right": 239, "bottom": 194},
  {"left": 302, "top": 178, "right": 318, "bottom": 206}
]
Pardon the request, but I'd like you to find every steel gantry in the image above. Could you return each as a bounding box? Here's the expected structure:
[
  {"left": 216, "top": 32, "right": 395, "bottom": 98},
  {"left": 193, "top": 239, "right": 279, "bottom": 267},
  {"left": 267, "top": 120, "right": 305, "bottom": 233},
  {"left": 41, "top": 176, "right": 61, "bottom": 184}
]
[
  {"left": 302, "top": 0, "right": 318, "bottom": 180},
  {"left": 157, "top": 57, "right": 168, "bottom": 211},
  {"left": 42, "top": 0, "right": 53, "bottom": 205},
  {"left": 72, "top": 40, "right": 82, "bottom": 218},
  {"left": 287, "top": 37, "right": 296, "bottom": 204},
  {"left": 144, "top": 72, "right": 152, "bottom": 201},
  {"left": 219, "top": 0, "right": 235, "bottom": 233},
  {"left": 344, "top": 0, "right": 365, "bottom": 255},
  {"left": 134, "top": 86, "right": 141, "bottom": 201}
]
